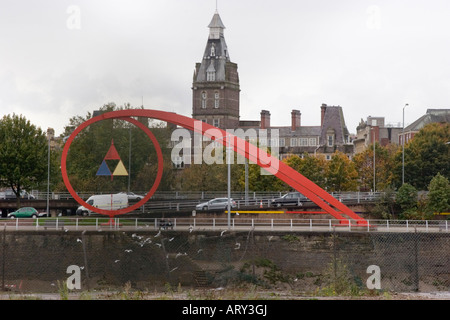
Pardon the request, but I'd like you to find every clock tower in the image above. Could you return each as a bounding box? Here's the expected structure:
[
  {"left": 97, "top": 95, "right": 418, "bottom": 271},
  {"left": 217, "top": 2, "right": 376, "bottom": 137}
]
[{"left": 192, "top": 11, "right": 240, "bottom": 129}]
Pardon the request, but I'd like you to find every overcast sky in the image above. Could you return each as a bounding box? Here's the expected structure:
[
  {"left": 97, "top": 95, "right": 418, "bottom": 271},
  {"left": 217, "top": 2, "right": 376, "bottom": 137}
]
[{"left": 1, "top": 0, "right": 449, "bottom": 136}]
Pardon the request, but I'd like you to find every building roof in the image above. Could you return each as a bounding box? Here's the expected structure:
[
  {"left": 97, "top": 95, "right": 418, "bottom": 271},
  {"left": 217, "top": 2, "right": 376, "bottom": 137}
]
[
  {"left": 405, "top": 109, "right": 450, "bottom": 132},
  {"left": 320, "top": 106, "right": 350, "bottom": 144},
  {"left": 195, "top": 12, "right": 230, "bottom": 83},
  {"left": 208, "top": 13, "right": 226, "bottom": 29}
]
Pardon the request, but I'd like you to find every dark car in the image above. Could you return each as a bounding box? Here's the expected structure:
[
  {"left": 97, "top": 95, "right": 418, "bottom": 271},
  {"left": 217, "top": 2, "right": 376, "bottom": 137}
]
[{"left": 271, "top": 192, "right": 305, "bottom": 207}]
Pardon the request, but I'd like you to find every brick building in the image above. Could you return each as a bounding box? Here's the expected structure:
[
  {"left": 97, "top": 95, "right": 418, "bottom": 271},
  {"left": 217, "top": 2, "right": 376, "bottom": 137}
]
[{"left": 191, "top": 11, "right": 354, "bottom": 160}]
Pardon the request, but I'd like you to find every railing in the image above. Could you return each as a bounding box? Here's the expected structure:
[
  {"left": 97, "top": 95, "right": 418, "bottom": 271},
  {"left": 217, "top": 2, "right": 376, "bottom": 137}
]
[
  {"left": 1, "top": 217, "right": 448, "bottom": 233},
  {"left": 28, "top": 190, "right": 388, "bottom": 202}
]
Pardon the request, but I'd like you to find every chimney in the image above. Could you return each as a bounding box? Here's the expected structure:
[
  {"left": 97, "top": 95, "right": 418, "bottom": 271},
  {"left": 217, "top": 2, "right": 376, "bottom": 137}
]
[
  {"left": 260, "top": 110, "right": 271, "bottom": 129},
  {"left": 321, "top": 104, "right": 327, "bottom": 127},
  {"left": 291, "top": 110, "right": 301, "bottom": 131}
]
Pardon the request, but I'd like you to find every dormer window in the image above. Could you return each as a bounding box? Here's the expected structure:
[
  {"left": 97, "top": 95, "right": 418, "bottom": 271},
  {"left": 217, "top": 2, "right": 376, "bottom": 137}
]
[
  {"left": 210, "top": 44, "right": 216, "bottom": 57},
  {"left": 206, "top": 61, "right": 216, "bottom": 81}
]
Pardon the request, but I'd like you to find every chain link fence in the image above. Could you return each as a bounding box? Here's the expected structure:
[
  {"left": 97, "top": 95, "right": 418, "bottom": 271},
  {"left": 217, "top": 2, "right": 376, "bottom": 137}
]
[{"left": 0, "top": 227, "right": 448, "bottom": 296}]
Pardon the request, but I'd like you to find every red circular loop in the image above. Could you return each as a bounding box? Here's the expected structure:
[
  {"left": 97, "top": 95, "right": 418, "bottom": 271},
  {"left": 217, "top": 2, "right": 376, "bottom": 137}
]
[{"left": 61, "top": 115, "right": 163, "bottom": 216}]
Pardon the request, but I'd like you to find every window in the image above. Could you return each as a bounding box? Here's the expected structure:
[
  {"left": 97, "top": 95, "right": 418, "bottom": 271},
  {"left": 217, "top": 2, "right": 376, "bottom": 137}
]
[
  {"left": 214, "top": 92, "right": 219, "bottom": 108},
  {"left": 290, "top": 138, "right": 297, "bottom": 147},
  {"left": 201, "top": 92, "right": 207, "bottom": 109},
  {"left": 207, "top": 70, "right": 216, "bottom": 81},
  {"left": 213, "top": 119, "right": 220, "bottom": 127},
  {"left": 299, "top": 138, "right": 308, "bottom": 146},
  {"left": 327, "top": 135, "right": 334, "bottom": 147},
  {"left": 309, "top": 138, "right": 317, "bottom": 146}
]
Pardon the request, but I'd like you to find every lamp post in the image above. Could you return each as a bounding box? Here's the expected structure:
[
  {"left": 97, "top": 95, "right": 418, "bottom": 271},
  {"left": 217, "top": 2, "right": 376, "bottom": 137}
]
[
  {"left": 212, "top": 133, "right": 232, "bottom": 229},
  {"left": 402, "top": 103, "right": 408, "bottom": 185},
  {"left": 46, "top": 135, "right": 50, "bottom": 216},
  {"left": 372, "top": 127, "right": 376, "bottom": 192}
]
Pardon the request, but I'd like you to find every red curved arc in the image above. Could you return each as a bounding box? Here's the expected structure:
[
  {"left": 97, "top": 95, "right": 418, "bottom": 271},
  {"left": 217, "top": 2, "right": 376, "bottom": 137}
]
[{"left": 89, "top": 109, "right": 367, "bottom": 225}]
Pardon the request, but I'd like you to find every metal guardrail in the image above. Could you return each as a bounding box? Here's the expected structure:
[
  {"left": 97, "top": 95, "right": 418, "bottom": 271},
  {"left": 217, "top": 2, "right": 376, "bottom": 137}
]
[
  {"left": 1, "top": 217, "right": 448, "bottom": 233},
  {"left": 28, "top": 190, "right": 387, "bottom": 202}
]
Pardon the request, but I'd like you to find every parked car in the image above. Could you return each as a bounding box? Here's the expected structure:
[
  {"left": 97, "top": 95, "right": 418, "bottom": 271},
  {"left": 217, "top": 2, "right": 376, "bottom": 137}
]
[
  {"left": 76, "top": 193, "right": 129, "bottom": 216},
  {"left": 0, "top": 189, "right": 35, "bottom": 200},
  {"left": 271, "top": 192, "right": 305, "bottom": 207},
  {"left": 196, "top": 198, "right": 237, "bottom": 211},
  {"left": 7, "top": 207, "right": 46, "bottom": 218},
  {"left": 119, "top": 192, "right": 144, "bottom": 201}
]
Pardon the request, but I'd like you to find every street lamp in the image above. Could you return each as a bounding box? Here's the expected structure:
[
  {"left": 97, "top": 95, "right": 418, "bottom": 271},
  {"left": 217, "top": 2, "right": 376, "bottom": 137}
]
[
  {"left": 372, "top": 127, "right": 376, "bottom": 193},
  {"left": 402, "top": 103, "right": 408, "bottom": 185},
  {"left": 212, "top": 133, "right": 233, "bottom": 229}
]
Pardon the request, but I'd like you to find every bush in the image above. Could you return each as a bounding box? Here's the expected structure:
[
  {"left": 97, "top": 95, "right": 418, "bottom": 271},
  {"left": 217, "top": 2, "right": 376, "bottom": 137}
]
[{"left": 427, "top": 173, "right": 450, "bottom": 214}]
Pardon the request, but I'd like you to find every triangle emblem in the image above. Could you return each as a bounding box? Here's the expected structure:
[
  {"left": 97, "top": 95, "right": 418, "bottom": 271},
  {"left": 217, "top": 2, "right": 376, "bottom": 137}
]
[
  {"left": 113, "top": 160, "right": 129, "bottom": 176},
  {"left": 96, "top": 160, "right": 112, "bottom": 176}
]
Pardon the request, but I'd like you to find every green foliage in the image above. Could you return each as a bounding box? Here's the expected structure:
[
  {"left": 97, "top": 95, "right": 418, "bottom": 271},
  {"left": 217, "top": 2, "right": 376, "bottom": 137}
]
[
  {"left": 240, "top": 258, "right": 289, "bottom": 287},
  {"left": 326, "top": 151, "right": 358, "bottom": 191},
  {"left": 427, "top": 173, "right": 450, "bottom": 214},
  {"left": 61, "top": 103, "right": 175, "bottom": 193},
  {"left": 399, "top": 123, "right": 450, "bottom": 189},
  {"left": 370, "top": 187, "right": 396, "bottom": 219},
  {"left": 353, "top": 143, "right": 398, "bottom": 191},
  {"left": 396, "top": 183, "right": 418, "bottom": 211},
  {"left": 0, "top": 114, "right": 49, "bottom": 206}
]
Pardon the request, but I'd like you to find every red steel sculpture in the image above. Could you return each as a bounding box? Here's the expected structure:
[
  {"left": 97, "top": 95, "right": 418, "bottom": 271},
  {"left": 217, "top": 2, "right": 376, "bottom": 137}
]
[{"left": 61, "top": 109, "right": 369, "bottom": 226}]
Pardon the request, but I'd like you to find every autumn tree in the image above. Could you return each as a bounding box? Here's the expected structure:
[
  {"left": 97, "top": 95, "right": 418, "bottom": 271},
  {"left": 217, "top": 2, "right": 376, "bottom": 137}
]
[
  {"left": 353, "top": 143, "right": 397, "bottom": 191},
  {"left": 325, "top": 151, "right": 358, "bottom": 192}
]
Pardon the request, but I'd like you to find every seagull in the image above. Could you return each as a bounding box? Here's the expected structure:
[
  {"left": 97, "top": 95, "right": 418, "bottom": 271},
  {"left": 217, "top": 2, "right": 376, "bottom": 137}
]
[
  {"left": 155, "top": 243, "right": 162, "bottom": 248},
  {"left": 268, "top": 236, "right": 273, "bottom": 241},
  {"left": 114, "top": 260, "right": 120, "bottom": 263},
  {"left": 220, "top": 230, "right": 227, "bottom": 236},
  {"left": 169, "top": 267, "right": 178, "bottom": 273},
  {"left": 76, "top": 238, "right": 82, "bottom": 243},
  {"left": 169, "top": 237, "right": 175, "bottom": 242},
  {"left": 188, "top": 225, "right": 194, "bottom": 233},
  {"left": 125, "top": 249, "right": 133, "bottom": 253},
  {"left": 197, "top": 249, "right": 203, "bottom": 254},
  {"left": 155, "top": 230, "right": 161, "bottom": 237},
  {"left": 234, "top": 242, "right": 241, "bottom": 250}
]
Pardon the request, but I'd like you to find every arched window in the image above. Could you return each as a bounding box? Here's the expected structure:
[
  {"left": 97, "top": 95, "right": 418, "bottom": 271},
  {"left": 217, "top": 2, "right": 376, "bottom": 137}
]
[
  {"left": 214, "top": 91, "right": 219, "bottom": 108},
  {"left": 201, "top": 92, "right": 207, "bottom": 109}
]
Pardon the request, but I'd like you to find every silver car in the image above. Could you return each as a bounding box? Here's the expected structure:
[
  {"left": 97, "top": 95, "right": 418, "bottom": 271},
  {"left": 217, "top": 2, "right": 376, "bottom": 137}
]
[{"left": 196, "top": 198, "right": 236, "bottom": 211}]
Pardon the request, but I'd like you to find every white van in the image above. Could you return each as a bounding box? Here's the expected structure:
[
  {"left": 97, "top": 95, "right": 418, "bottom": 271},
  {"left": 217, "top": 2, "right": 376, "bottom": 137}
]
[{"left": 76, "top": 193, "right": 128, "bottom": 216}]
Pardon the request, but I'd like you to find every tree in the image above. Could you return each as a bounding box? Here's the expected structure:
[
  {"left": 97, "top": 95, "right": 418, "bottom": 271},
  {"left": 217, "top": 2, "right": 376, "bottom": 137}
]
[
  {"left": 396, "top": 183, "right": 418, "bottom": 212},
  {"left": 397, "top": 123, "right": 450, "bottom": 189},
  {"left": 427, "top": 173, "right": 450, "bottom": 214},
  {"left": 0, "top": 114, "right": 48, "bottom": 208},
  {"left": 283, "top": 153, "right": 327, "bottom": 189},
  {"left": 325, "top": 151, "right": 358, "bottom": 192},
  {"left": 353, "top": 143, "right": 397, "bottom": 191},
  {"left": 60, "top": 103, "right": 175, "bottom": 193}
]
